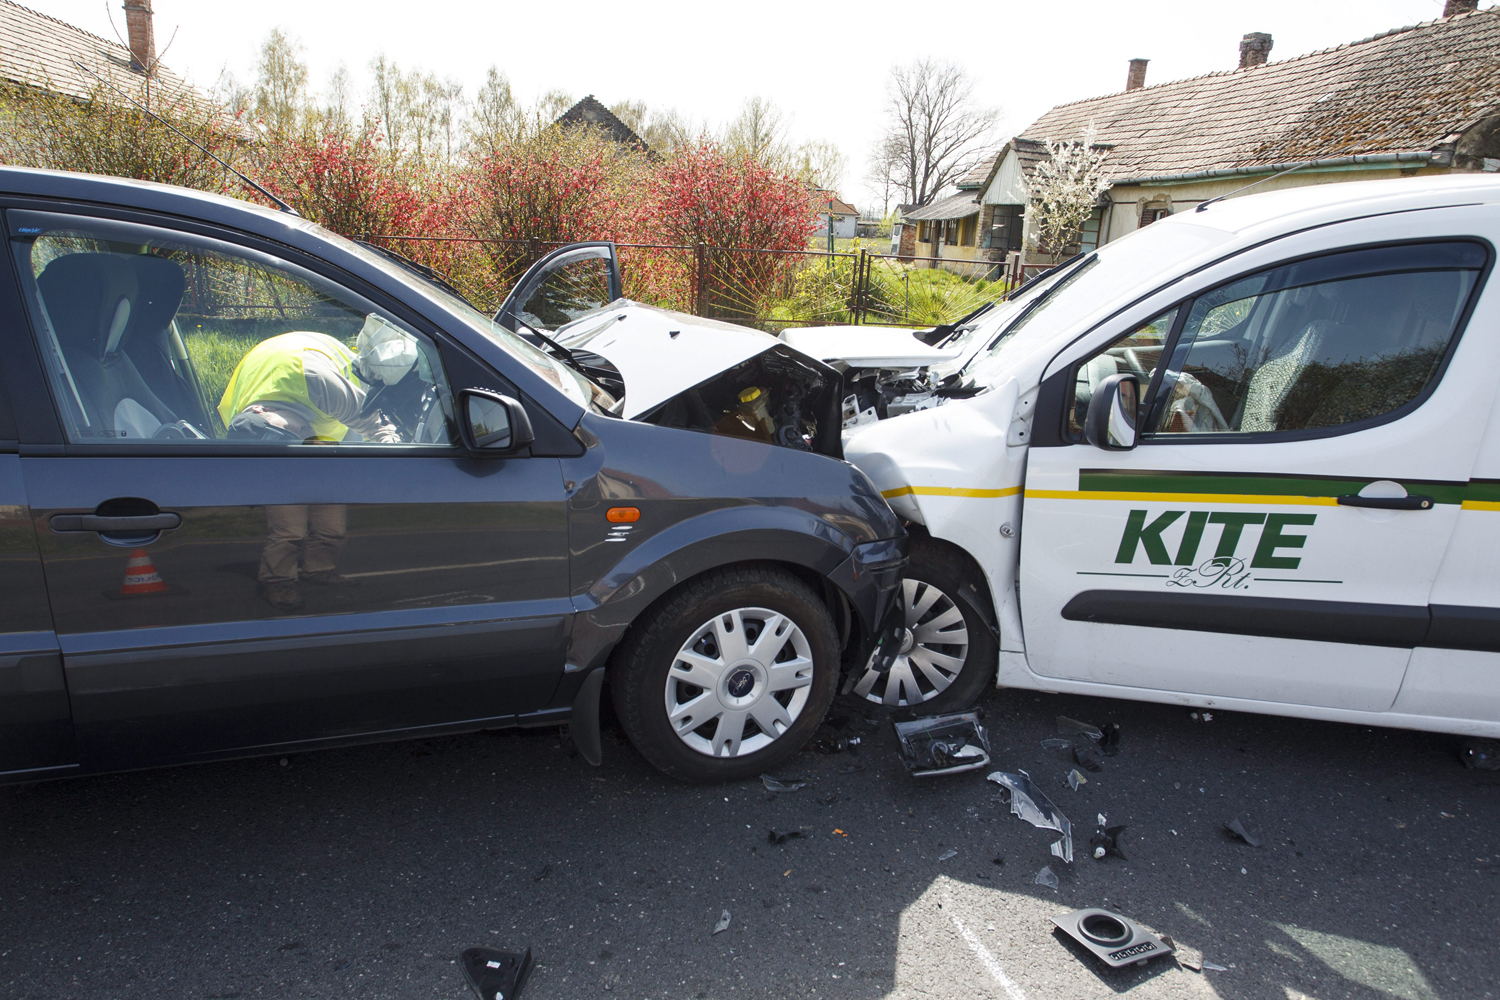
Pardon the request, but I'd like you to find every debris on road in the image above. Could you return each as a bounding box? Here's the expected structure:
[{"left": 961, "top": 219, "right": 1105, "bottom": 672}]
[
  {"left": 1057, "top": 716, "right": 1103, "bottom": 741},
  {"left": 809, "top": 733, "right": 862, "bottom": 754},
  {"left": 992, "top": 856, "right": 1005, "bottom": 866},
  {"left": 1035, "top": 866, "right": 1060, "bottom": 889},
  {"left": 1460, "top": 737, "right": 1500, "bottom": 770},
  {"left": 1072, "top": 745, "right": 1104, "bottom": 772},
  {"left": 713, "top": 910, "right": 732, "bottom": 935},
  {"left": 1202, "top": 960, "right": 1228, "bottom": 972},
  {"left": 1090, "top": 814, "right": 1128, "bottom": 860},
  {"left": 1041, "top": 737, "right": 1074, "bottom": 751},
  {"left": 1159, "top": 934, "right": 1203, "bottom": 971},
  {"left": 988, "top": 770, "right": 1074, "bottom": 863},
  {"left": 460, "top": 945, "right": 532, "bottom": 1000},
  {"left": 761, "top": 774, "right": 808, "bottom": 792},
  {"left": 1224, "top": 818, "right": 1262, "bottom": 847},
  {"left": 1099, "top": 723, "right": 1121, "bottom": 756},
  {"left": 767, "top": 829, "right": 804, "bottom": 845},
  {"left": 894, "top": 712, "right": 991, "bottom": 777},
  {"left": 1067, "top": 769, "right": 1088, "bottom": 791},
  {"left": 1052, "top": 908, "right": 1172, "bottom": 969},
  {"left": 1189, "top": 711, "right": 1214, "bottom": 722},
  {"left": 939, "top": 848, "right": 958, "bottom": 861}
]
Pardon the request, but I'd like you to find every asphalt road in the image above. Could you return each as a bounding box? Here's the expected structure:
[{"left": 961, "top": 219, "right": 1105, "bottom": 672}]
[{"left": 2, "top": 687, "right": 1497, "bottom": 1000}]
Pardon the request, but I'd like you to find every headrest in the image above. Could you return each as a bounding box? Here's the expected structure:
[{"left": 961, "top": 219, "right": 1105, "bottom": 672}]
[{"left": 35, "top": 252, "right": 186, "bottom": 360}]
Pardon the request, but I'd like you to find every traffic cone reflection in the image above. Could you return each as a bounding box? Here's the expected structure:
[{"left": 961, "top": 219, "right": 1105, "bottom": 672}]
[{"left": 120, "top": 549, "right": 169, "bottom": 596}]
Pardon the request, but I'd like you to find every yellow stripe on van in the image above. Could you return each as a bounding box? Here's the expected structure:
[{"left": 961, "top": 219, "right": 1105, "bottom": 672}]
[
  {"left": 1461, "top": 499, "right": 1500, "bottom": 511},
  {"left": 880, "top": 485, "right": 1022, "bottom": 500},
  {"left": 1025, "top": 489, "right": 1340, "bottom": 506}
]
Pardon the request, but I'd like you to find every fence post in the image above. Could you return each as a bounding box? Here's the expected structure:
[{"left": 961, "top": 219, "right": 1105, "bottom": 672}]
[
  {"left": 695, "top": 241, "right": 709, "bottom": 317},
  {"left": 852, "top": 249, "right": 866, "bottom": 325},
  {"left": 529, "top": 236, "right": 542, "bottom": 267}
]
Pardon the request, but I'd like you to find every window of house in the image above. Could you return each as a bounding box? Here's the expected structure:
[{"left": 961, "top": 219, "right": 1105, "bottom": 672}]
[
  {"left": 918, "top": 222, "right": 932, "bottom": 244},
  {"left": 944, "top": 219, "right": 960, "bottom": 245},
  {"left": 1077, "top": 208, "right": 1104, "bottom": 252},
  {"left": 1140, "top": 206, "right": 1170, "bottom": 227},
  {"left": 989, "top": 205, "right": 1025, "bottom": 252},
  {"left": 959, "top": 216, "right": 977, "bottom": 247}
]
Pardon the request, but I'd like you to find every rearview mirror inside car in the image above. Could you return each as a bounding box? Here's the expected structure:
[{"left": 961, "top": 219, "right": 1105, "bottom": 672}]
[
  {"left": 460, "top": 389, "right": 535, "bottom": 453},
  {"left": 1084, "top": 373, "right": 1139, "bottom": 451}
]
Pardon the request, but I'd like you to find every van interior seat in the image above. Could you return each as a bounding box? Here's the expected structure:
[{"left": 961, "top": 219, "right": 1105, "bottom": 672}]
[{"left": 36, "top": 252, "right": 187, "bottom": 439}]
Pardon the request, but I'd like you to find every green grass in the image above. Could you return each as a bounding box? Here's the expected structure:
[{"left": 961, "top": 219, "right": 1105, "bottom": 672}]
[{"left": 183, "top": 327, "right": 263, "bottom": 410}]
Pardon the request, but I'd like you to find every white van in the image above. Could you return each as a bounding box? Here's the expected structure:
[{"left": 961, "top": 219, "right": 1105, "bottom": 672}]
[{"left": 827, "top": 175, "right": 1500, "bottom": 735}]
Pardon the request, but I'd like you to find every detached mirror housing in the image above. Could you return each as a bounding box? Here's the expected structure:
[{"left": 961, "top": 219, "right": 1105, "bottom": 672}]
[
  {"left": 1084, "top": 373, "right": 1139, "bottom": 450},
  {"left": 460, "top": 389, "right": 535, "bottom": 453}
]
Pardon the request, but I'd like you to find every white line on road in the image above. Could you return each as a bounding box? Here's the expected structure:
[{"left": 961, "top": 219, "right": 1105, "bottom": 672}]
[{"left": 951, "top": 914, "right": 1030, "bottom": 1000}]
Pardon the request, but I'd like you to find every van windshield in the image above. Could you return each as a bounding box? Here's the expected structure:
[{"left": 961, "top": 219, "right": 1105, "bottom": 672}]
[{"left": 963, "top": 220, "right": 1236, "bottom": 388}]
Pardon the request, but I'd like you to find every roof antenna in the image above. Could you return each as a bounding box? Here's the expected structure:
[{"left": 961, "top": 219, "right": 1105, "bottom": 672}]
[
  {"left": 73, "top": 60, "right": 298, "bottom": 216},
  {"left": 1196, "top": 139, "right": 1368, "bottom": 213}
]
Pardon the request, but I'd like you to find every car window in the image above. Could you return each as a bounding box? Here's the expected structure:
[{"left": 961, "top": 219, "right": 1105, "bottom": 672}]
[
  {"left": 7, "top": 211, "right": 459, "bottom": 447},
  {"left": 1066, "top": 307, "right": 1180, "bottom": 441},
  {"left": 1149, "top": 242, "right": 1486, "bottom": 438},
  {"left": 517, "top": 255, "right": 613, "bottom": 332}
]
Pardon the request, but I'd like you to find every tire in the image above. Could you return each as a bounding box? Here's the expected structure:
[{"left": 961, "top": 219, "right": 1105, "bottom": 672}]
[
  {"left": 610, "top": 565, "right": 840, "bottom": 783},
  {"left": 843, "top": 538, "right": 998, "bottom": 714}
]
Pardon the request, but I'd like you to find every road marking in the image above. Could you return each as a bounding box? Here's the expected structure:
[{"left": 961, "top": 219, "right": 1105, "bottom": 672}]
[{"left": 950, "top": 914, "right": 1029, "bottom": 1000}]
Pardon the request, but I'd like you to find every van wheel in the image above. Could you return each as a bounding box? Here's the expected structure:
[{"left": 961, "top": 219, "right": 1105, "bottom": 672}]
[
  {"left": 845, "top": 539, "right": 997, "bottom": 713},
  {"left": 611, "top": 566, "right": 839, "bottom": 783}
]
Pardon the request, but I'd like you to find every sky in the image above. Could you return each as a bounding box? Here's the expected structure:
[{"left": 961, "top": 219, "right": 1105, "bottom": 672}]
[{"left": 25, "top": 0, "right": 1490, "bottom": 211}]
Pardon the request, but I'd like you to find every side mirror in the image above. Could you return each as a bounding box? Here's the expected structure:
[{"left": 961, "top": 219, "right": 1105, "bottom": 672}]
[
  {"left": 1084, "top": 373, "right": 1139, "bottom": 450},
  {"left": 460, "top": 389, "right": 535, "bottom": 453}
]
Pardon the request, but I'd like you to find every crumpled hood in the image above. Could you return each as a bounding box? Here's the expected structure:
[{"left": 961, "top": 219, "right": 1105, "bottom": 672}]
[
  {"left": 778, "top": 325, "right": 960, "bottom": 369},
  {"left": 556, "top": 301, "right": 784, "bottom": 419}
]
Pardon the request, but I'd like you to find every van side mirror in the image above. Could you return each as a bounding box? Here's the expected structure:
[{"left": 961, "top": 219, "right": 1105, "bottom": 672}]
[
  {"left": 460, "top": 389, "right": 535, "bottom": 453},
  {"left": 1084, "top": 374, "right": 1139, "bottom": 450}
]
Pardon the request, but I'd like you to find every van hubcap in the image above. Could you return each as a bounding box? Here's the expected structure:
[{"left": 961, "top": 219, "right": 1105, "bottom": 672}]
[
  {"left": 852, "top": 578, "right": 970, "bottom": 707},
  {"left": 665, "top": 607, "right": 815, "bottom": 758}
]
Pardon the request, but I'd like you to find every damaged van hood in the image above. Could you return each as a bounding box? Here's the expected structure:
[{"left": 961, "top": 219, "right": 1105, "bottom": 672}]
[
  {"left": 557, "top": 301, "right": 786, "bottom": 419},
  {"left": 779, "top": 325, "right": 961, "bottom": 370}
]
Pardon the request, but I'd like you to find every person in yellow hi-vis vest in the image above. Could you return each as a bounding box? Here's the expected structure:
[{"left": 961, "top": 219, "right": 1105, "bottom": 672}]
[{"left": 218, "top": 314, "right": 418, "bottom": 611}]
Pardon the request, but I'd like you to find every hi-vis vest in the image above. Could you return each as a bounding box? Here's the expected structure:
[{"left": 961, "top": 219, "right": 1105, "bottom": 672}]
[{"left": 218, "top": 332, "right": 358, "bottom": 442}]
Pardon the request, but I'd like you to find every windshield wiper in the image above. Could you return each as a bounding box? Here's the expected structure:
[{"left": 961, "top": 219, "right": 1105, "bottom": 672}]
[
  {"left": 355, "top": 241, "right": 476, "bottom": 307},
  {"left": 929, "top": 301, "right": 995, "bottom": 347}
]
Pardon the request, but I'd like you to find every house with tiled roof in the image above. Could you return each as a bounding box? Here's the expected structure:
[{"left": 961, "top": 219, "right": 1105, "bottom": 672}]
[
  {"left": 809, "top": 187, "right": 859, "bottom": 239},
  {"left": 961, "top": 2, "right": 1500, "bottom": 280},
  {"left": 0, "top": 0, "right": 191, "bottom": 103},
  {"left": 555, "top": 95, "right": 656, "bottom": 157}
]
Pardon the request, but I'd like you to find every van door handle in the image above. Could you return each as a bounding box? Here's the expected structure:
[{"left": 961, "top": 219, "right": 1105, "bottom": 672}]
[
  {"left": 1335, "top": 494, "right": 1434, "bottom": 510},
  {"left": 50, "top": 513, "right": 182, "bottom": 532}
]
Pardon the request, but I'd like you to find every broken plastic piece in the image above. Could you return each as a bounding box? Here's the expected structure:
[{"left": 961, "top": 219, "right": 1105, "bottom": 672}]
[
  {"left": 1202, "top": 960, "right": 1228, "bottom": 972},
  {"left": 988, "top": 770, "right": 1073, "bottom": 863},
  {"left": 460, "top": 946, "right": 532, "bottom": 1000},
  {"left": 1052, "top": 909, "right": 1171, "bottom": 969},
  {"left": 1072, "top": 745, "right": 1103, "bottom": 772},
  {"left": 1057, "top": 715, "right": 1103, "bottom": 741},
  {"left": 761, "top": 774, "right": 808, "bottom": 792},
  {"left": 1224, "top": 818, "right": 1261, "bottom": 847},
  {"left": 767, "top": 829, "right": 804, "bottom": 845},
  {"left": 1040, "top": 737, "right": 1074, "bottom": 751},
  {"left": 1067, "top": 769, "right": 1088, "bottom": 791},
  {"left": 1460, "top": 737, "right": 1500, "bottom": 770},
  {"left": 1099, "top": 723, "right": 1121, "bottom": 756},
  {"left": 1189, "top": 711, "right": 1214, "bottom": 722},
  {"left": 1034, "top": 866, "right": 1059, "bottom": 889},
  {"left": 893, "top": 712, "right": 991, "bottom": 777},
  {"left": 1089, "top": 819, "right": 1128, "bottom": 861},
  {"left": 713, "top": 909, "right": 731, "bottom": 935},
  {"left": 939, "top": 848, "right": 958, "bottom": 861}
]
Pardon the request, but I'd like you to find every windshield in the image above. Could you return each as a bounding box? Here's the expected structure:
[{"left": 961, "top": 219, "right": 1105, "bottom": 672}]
[
  {"left": 331, "top": 230, "right": 616, "bottom": 413},
  {"left": 962, "top": 220, "right": 1237, "bottom": 387}
]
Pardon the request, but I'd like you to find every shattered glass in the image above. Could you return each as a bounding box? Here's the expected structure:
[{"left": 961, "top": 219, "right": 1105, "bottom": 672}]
[{"left": 988, "top": 769, "right": 1074, "bottom": 863}]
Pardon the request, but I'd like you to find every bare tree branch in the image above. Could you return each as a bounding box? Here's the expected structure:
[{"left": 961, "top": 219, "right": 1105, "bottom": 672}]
[{"left": 877, "top": 59, "right": 996, "bottom": 207}]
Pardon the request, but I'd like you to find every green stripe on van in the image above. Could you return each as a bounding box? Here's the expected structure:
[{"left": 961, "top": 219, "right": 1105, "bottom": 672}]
[{"left": 1078, "top": 470, "right": 1468, "bottom": 505}]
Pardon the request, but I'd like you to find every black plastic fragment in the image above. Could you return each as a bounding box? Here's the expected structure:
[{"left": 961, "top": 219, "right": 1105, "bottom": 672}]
[
  {"left": 1099, "top": 723, "right": 1121, "bottom": 755},
  {"left": 767, "top": 829, "right": 805, "bottom": 845},
  {"left": 460, "top": 946, "right": 532, "bottom": 1000},
  {"left": 1224, "top": 818, "right": 1261, "bottom": 847},
  {"left": 1090, "top": 823, "right": 1129, "bottom": 861},
  {"left": 1051, "top": 909, "right": 1171, "bottom": 968},
  {"left": 1461, "top": 737, "right": 1500, "bottom": 770},
  {"left": 1072, "top": 745, "right": 1104, "bottom": 772},
  {"left": 893, "top": 712, "right": 991, "bottom": 777}
]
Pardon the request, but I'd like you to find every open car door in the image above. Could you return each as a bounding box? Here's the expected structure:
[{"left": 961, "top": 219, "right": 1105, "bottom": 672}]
[{"left": 495, "top": 242, "right": 622, "bottom": 341}]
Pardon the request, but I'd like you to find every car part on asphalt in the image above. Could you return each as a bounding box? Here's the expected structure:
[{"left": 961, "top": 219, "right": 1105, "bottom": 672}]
[
  {"left": 893, "top": 712, "right": 991, "bottom": 777},
  {"left": 713, "top": 910, "right": 732, "bottom": 935},
  {"left": 1057, "top": 715, "right": 1102, "bottom": 740},
  {"left": 939, "top": 848, "right": 958, "bottom": 861},
  {"left": 1460, "top": 737, "right": 1500, "bottom": 770},
  {"left": 989, "top": 769, "right": 1074, "bottom": 862},
  {"left": 1040, "top": 737, "right": 1074, "bottom": 751},
  {"left": 460, "top": 945, "right": 532, "bottom": 1000},
  {"left": 1052, "top": 909, "right": 1172, "bottom": 969},
  {"left": 767, "top": 829, "right": 805, "bottom": 845},
  {"left": 1067, "top": 768, "right": 1088, "bottom": 791},
  {"left": 1189, "top": 712, "right": 1214, "bottom": 723},
  {"left": 1099, "top": 723, "right": 1121, "bottom": 755},
  {"left": 1224, "top": 818, "right": 1262, "bottom": 847},
  {"left": 1090, "top": 814, "right": 1128, "bottom": 860},
  {"left": 761, "top": 774, "right": 808, "bottom": 792},
  {"left": 1072, "top": 745, "right": 1104, "bottom": 772},
  {"left": 1034, "top": 866, "right": 1060, "bottom": 889}
]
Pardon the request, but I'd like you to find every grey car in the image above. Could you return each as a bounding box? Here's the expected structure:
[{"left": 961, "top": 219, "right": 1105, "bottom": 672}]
[{"left": 0, "top": 167, "right": 906, "bottom": 784}]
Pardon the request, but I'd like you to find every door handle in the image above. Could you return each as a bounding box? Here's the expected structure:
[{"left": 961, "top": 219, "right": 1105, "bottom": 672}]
[
  {"left": 1335, "top": 494, "right": 1434, "bottom": 510},
  {"left": 50, "top": 513, "right": 182, "bottom": 532}
]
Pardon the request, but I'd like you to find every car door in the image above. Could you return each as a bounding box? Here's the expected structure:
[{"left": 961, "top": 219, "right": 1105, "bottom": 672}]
[
  {"left": 4, "top": 206, "right": 571, "bottom": 769},
  {"left": 0, "top": 273, "right": 71, "bottom": 777},
  {"left": 495, "top": 242, "right": 622, "bottom": 340},
  {"left": 1021, "top": 228, "right": 1493, "bottom": 713}
]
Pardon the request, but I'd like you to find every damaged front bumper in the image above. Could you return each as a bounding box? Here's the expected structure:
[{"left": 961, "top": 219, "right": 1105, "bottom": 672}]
[{"left": 827, "top": 536, "right": 908, "bottom": 653}]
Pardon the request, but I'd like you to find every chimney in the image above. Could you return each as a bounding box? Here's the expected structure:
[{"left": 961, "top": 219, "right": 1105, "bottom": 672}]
[
  {"left": 1238, "top": 32, "right": 1273, "bottom": 69},
  {"left": 1126, "top": 58, "right": 1149, "bottom": 92},
  {"left": 1443, "top": 0, "right": 1478, "bottom": 15},
  {"left": 123, "top": 0, "right": 155, "bottom": 74}
]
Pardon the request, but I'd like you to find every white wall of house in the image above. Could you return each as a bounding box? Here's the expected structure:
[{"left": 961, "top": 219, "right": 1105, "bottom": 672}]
[
  {"left": 981, "top": 146, "right": 1028, "bottom": 207},
  {"left": 811, "top": 214, "right": 858, "bottom": 239}
]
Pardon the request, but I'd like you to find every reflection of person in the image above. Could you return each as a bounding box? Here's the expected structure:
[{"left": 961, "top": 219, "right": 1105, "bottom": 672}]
[
  {"left": 258, "top": 504, "right": 349, "bottom": 611},
  {"left": 217, "top": 314, "right": 417, "bottom": 444}
]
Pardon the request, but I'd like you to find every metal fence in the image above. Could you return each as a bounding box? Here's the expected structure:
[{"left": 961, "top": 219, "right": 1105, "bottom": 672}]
[{"left": 358, "top": 234, "right": 1026, "bottom": 333}]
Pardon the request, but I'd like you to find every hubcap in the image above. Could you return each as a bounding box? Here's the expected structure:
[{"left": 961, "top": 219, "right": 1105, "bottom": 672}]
[
  {"left": 852, "top": 578, "right": 970, "bottom": 707},
  {"left": 665, "top": 607, "right": 815, "bottom": 758}
]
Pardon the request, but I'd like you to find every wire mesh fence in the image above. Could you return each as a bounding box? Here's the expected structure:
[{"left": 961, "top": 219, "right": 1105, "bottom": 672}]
[{"left": 357, "top": 234, "right": 1026, "bottom": 332}]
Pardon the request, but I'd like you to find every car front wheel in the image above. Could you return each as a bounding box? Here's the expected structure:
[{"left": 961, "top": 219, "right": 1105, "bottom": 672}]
[{"left": 611, "top": 566, "right": 839, "bottom": 783}]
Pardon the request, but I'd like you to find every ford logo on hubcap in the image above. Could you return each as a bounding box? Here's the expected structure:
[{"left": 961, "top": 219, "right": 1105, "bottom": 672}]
[{"left": 727, "top": 668, "right": 756, "bottom": 698}]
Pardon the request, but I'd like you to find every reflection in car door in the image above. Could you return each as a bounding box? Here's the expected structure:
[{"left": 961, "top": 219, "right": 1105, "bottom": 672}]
[
  {"left": 1022, "top": 234, "right": 1492, "bottom": 714},
  {"left": 5, "top": 207, "right": 572, "bottom": 770}
]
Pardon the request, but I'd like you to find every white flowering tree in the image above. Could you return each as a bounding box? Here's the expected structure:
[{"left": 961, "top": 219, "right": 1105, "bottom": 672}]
[{"left": 1023, "top": 124, "right": 1111, "bottom": 264}]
